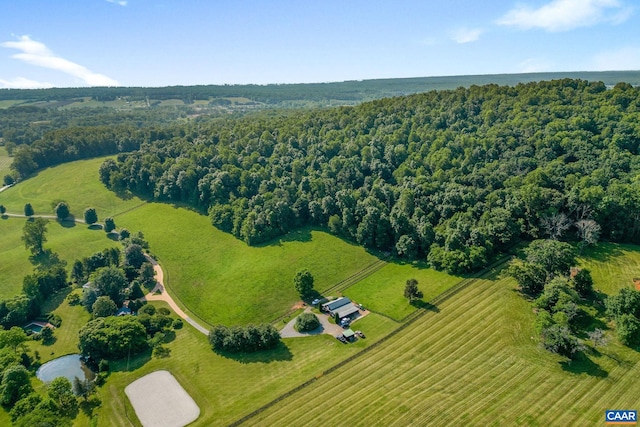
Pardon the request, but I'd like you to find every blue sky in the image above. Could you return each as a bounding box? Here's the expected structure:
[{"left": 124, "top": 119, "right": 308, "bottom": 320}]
[{"left": 1, "top": 0, "right": 639, "bottom": 88}]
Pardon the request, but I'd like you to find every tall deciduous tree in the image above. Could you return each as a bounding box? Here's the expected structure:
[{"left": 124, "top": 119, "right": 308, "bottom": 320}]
[
  {"left": 92, "top": 266, "right": 128, "bottom": 307},
  {"left": 404, "top": 278, "right": 423, "bottom": 302},
  {"left": 22, "top": 217, "right": 48, "bottom": 255},
  {"left": 23, "top": 203, "right": 34, "bottom": 217},
  {"left": 84, "top": 208, "right": 98, "bottom": 225},
  {"left": 54, "top": 202, "right": 70, "bottom": 220},
  {"left": 104, "top": 217, "right": 116, "bottom": 233},
  {"left": 293, "top": 269, "right": 314, "bottom": 297}
]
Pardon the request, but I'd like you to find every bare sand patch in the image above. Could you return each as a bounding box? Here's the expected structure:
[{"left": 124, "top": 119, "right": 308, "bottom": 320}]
[{"left": 125, "top": 370, "right": 200, "bottom": 427}]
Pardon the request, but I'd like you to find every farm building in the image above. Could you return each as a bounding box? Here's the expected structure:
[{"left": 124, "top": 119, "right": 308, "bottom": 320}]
[
  {"left": 342, "top": 329, "right": 356, "bottom": 342},
  {"left": 335, "top": 303, "right": 359, "bottom": 319},
  {"left": 322, "top": 297, "right": 351, "bottom": 312}
]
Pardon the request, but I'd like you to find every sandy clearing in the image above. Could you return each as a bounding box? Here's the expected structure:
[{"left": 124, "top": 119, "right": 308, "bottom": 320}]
[{"left": 125, "top": 370, "right": 200, "bottom": 427}]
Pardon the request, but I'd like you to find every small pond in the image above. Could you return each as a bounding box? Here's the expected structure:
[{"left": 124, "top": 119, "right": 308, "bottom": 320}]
[{"left": 36, "top": 354, "right": 96, "bottom": 384}]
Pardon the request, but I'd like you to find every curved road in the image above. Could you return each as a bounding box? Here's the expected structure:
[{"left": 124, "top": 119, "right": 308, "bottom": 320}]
[{"left": 143, "top": 255, "right": 210, "bottom": 335}]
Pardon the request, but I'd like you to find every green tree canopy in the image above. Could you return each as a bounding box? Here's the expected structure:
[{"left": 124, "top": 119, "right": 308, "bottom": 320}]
[
  {"left": 83, "top": 207, "right": 98, "bottom": 225},
  {"left": 22, "top": 217, "right": 48, "bottom": 255},
  {"left": 78, "top": 316, "right": 148, "bottom": 360},
  {"left": 92, "top": 266, "right": 128, "bottom": 307},
  {"left": 92, "top": 296, "right": 117, "bottom": 318},
  {"left": 293, "top": 269, "right": 314, "bottom": 297},
  {"left": 404, "top": 278, "right": 423, "bottom": 302}
]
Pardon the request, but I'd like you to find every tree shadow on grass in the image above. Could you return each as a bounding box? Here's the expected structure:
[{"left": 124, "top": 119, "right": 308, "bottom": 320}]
[
  {"left": 560, "top": 351, "right": 608, "bottom": 377},
  {"left": 411, "top": 300, "right": 440, "bottom": 313},
  {"left": 106, "top": 232, "right": 120, "bottom": 241},
  {"left": 261, "top": 228, "right": 313, "bottom": 247},
  {"left": 29, "top": 249, "right": 66, "bottom": 269},
  {"left": 581, "top": 244, "right": 624, "bottom": 262},
  {"left": 58, "top": 217, "right": 77, "bottom": 228},
  {"left": 109, "top": 348, "right": 152, "bottom": 373},
  {"left": 88, "top": 224, "right": 103, "bottom": 231},
  {"left": 215, "top": 342, "right": 293, "bottom": 364}
]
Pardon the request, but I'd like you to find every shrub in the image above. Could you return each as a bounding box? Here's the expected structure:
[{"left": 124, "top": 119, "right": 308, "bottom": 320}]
[
  {"left": 139, "top": 304, "right": 156, "bottom": 316},
  {"left": 172, "top": 318, "right": 183, "bottom": 329},
  {"left": 66, "top": 293, "right": 80, "bottom": 306},
  {"left": 47, "top": 314, "right": 62, "bottom": 328},
  {"left": 157, "top": 307, "right": 171, "bottom": 316},
  {"left": 295, "top": 312, "right": 320, "bottom": 332}
]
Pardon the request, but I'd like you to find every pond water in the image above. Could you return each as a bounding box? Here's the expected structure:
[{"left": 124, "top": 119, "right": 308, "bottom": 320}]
[{"left": 36, "top": 354, "right": 95, "bottom": 384}]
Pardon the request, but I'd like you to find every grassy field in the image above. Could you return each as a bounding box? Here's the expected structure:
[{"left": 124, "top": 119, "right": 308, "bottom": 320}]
[
  {"left": 578, "top": 243, "right": 640, "bottom": 295},
  {"left": 247, "top": 258, "right": 640, "bottom": 427},
  {"left": 93, "top": 304, "right": 398, "bottom": 426},
  {"left": 0, "top": 158, "right": 379, "bottom": 326},
  {"left": 345, "top": 261, "right": 463, "bottom": 320},
  {"left": 0, "top": 217, "right": 120, "bottom": 299},
  {"left": 0, "top": 157, "right": 144, "bottom": 219},
  {"left": 119, "top": 201, "right": 378, "bottom": 325},
  {"left": 0, "top": 145, "right": 11, "bottom": 177}
]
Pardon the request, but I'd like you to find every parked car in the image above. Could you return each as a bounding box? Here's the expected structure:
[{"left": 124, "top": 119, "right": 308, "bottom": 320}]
[
  {"left": 311, "top": 298, "right": 321, "bottom": 306},
  {"left": 340, "top": 319, "right": 351, "bottom": 328},
  {"left": 355, "top": 330, "right": 365, "bottom": 338}
]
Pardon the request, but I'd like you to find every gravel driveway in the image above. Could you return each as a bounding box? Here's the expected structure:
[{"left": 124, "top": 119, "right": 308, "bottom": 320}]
[{"left": 280, "top": 307, "right": 351, "bottom": 338}]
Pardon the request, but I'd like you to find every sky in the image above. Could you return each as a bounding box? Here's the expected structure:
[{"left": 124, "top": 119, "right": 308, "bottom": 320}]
[{"left": 0, "top": 0, "right": 639, "bottom": 89}]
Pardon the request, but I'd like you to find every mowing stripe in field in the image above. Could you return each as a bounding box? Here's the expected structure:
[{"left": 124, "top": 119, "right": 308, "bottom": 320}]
[{"left": 243, "top": 273, "right": 640, "bottom": 427}]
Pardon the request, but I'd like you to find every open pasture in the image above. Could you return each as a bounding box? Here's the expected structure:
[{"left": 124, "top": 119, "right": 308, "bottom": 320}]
[
  {"left": 345, "top": 261, "right": 463, "bottom": 321},
  {"left": 579, "top": 243, "right": 640, "bottom": 295},
  {"left": 0, "top": 217, "right": 120, "bottom": 299},
  {"left": 248, "top": 260, "right": 640, "bottom": 427},
  {"left": 119, "top": 201, "right": 378, "bottom": 325},
  {"left": 0, "top": 156, "right": 144, "bottom": 219}
]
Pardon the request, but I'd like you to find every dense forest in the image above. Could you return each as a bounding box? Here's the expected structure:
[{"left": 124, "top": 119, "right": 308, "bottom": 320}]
[{"left": 89, "top": 79, "right": 639, "bottom": 273}]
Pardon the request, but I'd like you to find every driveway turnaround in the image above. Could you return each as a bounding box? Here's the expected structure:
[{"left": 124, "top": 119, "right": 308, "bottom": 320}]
[{"left": 280, "top": 307, "right": 345, "bottom": 338}]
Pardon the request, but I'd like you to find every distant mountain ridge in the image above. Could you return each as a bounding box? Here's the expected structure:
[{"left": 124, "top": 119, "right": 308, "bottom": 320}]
[{"left": 1, "top": 70, "right": 639, "bottom": 106}]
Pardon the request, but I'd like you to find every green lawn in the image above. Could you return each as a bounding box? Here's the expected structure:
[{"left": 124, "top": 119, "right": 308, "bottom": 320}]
[
  {"left": 248, "top": 262, "right": 640, "bottom": 427},
  {"left": 92, "top": 308, "right": 397, "bottom": 426},
  {"left": 26, "top": 288, "right": 92, "bottom": 363},
  {"left": 344, "top": 261, "right": 463, "bottom": 320},
  {"left": 119, "top": 201, "right": 378, "bottom": 325},
  {"left": 0, "top": 217, "right": 120, "bottom": 299},
  {"left": 578, "top": 243, "right": 640, "bottom": 295},
  {"left": 0, "top": 157, "right": 144, "bottom": 219}
]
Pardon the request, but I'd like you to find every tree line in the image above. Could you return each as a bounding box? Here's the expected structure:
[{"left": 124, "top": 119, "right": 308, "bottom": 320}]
[{"left": 99, "top": 79, "right": 640, "bottom": 272}]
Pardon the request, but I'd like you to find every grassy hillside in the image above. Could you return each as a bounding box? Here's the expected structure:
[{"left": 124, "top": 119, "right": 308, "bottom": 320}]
[
  {"left": 119, "top": 203, "right": 379, "bottom": 325},
  {"left": 0, "top": 217, "right": 120, "bottom": 299},
  {"left": 0, "top": 157, "right": 144, "bottom": 219},
  {"left": 247, "top": 253, "right": 640, "bottom": 427},
  {"left": 0, "top": 158, "right": 382, "bottom": 325}
]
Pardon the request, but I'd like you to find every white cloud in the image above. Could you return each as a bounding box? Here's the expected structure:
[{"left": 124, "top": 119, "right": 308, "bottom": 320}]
[
  {"left": 497, "top": 0, "right": 631, "bottom": 32},
  {"left": 592, "top": 46, "right": 640, "bottom": 70},
  {"left": 105, "top": 0, "right": 128, "bottom": 6},
  {"left": 0, "top": 76, "right": 54, "bottom": 89},
  {"left": 451, "top": 27, "right": 484, "bottom": 44},
  {"left": 1, "top": 35, "right": 119, "bottom": 86},
  {"left": 518, "top": 57, "right": 553, "bottom": 73}
]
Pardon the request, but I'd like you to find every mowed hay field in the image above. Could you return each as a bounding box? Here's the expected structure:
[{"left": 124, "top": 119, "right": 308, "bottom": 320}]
[
  {"left": 345, "top": 262, "right": 464, "bottom": 321},
  {"left": 248, "top": 264, "right": 640, "bottom": 427}
]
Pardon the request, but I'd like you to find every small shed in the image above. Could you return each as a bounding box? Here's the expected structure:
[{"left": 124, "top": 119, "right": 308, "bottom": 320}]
[{"left": 342, "top": 328, "right": 356, "bottom": 342}]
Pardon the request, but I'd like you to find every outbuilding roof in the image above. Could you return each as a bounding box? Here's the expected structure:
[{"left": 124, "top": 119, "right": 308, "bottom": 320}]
[
  {"left": 336, "top": 303, "right": 359, "bottom": 319},
  {"left": 343, "top": 328, "right": 355, "bottom": 338},
  {"left": 322, "top": 297, "right": 351, "bottom": 311}
]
